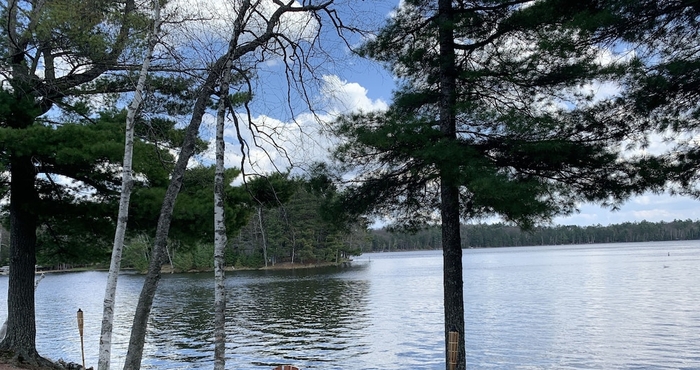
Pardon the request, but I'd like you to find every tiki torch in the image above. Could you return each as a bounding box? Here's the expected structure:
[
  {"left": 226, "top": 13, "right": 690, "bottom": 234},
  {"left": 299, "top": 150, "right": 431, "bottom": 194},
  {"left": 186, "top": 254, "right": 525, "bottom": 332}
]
[
  {"left": 448, "top": 329, "right": 459, "bottom": 370},
  {"left": 77, "top": 309, "right": 85, "bottom": 369}
]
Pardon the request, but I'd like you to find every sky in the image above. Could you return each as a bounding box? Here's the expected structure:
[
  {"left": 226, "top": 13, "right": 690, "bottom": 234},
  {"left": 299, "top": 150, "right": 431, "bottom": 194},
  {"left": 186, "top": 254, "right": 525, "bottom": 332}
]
[
  {"left": 325, "top": 66, "right": 700, "bottom": 227},
  {"left": 188, "top": 0, "right": 700, "bottom": 228}
]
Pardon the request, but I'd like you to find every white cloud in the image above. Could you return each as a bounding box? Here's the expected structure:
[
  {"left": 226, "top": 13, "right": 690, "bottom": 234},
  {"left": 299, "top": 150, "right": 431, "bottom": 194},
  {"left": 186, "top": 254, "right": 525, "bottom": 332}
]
[
  {"left": 555, "top": 193, "right": 700, "bottom": 226},
  {"left": 634, "top": 196, "right": 653, "bottom": 205},
  {"left": 632, "top": 209, "right": 676, "bottom": 220},
  {"left": 321, "top": 75, "right": 389, "bottom": 114},
  {"left": 594, "top": 45, "right": 636, "bottom": 67},
  {"left": 194, "top": 74, "right": 386, "bottom": 177},
  {"left": 580, "top": 80, "right": 621, "bottom": 103}
]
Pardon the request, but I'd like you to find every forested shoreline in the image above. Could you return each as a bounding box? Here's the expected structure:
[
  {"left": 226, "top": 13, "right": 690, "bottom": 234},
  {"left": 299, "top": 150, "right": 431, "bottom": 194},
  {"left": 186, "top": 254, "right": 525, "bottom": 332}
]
[
  {"left": 366, "top": 220, "right": 700, "bottom": 252},
  {"left": 3, "top": 218, "right": 698, "bottom": 269}
]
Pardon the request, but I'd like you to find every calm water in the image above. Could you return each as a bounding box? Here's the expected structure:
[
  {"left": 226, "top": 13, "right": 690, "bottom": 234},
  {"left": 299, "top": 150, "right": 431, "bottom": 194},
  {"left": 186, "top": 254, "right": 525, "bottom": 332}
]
[{"left": 0, "top": 240, "right": 698, "bottom": 369}]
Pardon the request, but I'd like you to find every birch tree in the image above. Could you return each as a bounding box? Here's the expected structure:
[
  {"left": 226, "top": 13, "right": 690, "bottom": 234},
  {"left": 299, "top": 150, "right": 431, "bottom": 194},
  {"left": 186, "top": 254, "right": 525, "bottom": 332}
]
[
  {"left": 213, "top": 53, "right": 234, "bottom": 370},
  {"left": 257, "top": 206, "right": 269, "bottom": 266},
  {"left": 98, "top": 1, "right": 162, "bottom": 369},
  {"left": 121, "top": 1, "right": 360, "bottom": 368}
]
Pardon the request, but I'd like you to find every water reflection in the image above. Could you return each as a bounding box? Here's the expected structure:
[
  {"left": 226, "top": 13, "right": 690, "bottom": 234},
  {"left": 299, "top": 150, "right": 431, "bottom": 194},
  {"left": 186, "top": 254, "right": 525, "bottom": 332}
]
[
  {"left": 463, "top": 241, "right": 700, "bottom": 369},
  {"left": 226, "top": 270, "right": 371, "bottom": 368},
  {"left": 144, "top": 268, "right": 371, "bottom": 369}
]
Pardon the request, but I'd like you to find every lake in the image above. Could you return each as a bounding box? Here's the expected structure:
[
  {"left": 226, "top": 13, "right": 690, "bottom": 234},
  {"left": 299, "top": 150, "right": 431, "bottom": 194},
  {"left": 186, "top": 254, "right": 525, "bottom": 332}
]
[{"left": 0, "top": 240, "right": 698, "bottom": 369}]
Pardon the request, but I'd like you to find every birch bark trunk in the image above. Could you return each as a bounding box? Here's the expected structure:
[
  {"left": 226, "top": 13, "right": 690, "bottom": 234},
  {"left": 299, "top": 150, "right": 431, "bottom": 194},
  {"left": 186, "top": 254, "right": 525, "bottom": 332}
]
[
  {"left": 258, "top": 207, "right": 268, "bottom": 267},
  {"left": 213, "top": 55, "right": 233, "bottom": 370},
  {"left": 98, "top": 2, "right": 161, "bottom": 369}
]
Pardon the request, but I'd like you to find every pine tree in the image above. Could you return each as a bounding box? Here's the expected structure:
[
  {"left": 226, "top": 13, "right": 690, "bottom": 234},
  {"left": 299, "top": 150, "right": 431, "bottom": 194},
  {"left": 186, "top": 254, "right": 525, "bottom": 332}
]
[
  {"left": 332, "top": 1, "right": 659, "bottom": 368},
  {"left": 0, "top": 0, "right": 148, "bottom": 362},
  {"left": 595, "top": 1, "right": 700, "bottom": 193}
]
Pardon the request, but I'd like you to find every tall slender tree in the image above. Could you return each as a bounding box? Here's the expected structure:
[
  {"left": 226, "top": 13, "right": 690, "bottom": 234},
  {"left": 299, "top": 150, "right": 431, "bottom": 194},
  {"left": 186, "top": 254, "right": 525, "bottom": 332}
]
[
  {"left": 213, "top": 51, "right": 234, "bottom": 370},
  {"left": 332, "top": 1, "right": 661, "bottom": 369},
  {"left": 435, "top": 1, "right": 465, "bottom": 367},
  {"left": 98, "top": 1, "right": 162, "bottom": 369}
]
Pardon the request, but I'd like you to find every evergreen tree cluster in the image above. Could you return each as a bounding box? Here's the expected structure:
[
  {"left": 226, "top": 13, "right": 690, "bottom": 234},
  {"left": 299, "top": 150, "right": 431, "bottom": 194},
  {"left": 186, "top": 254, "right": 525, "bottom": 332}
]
[
  {"left": 367, "top": 219, "right": 700, "bottom": 252},
  {"left": 104, "top": 172, "right": 367, "bottom": 272},
  {"left": 228, "top": 177, "right": 367, "bottom": 269}
]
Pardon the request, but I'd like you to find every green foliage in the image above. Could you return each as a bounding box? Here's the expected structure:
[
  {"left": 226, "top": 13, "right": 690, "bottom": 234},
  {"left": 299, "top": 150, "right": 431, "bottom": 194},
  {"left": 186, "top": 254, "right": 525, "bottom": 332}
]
[
  {"left": 171, "top": 242, "right": 214, "bottom": 271},
  {"left": 35, "top": 200, "right": 116, "bottom": 266},
  {"left": 591, "top": 2, "right": 700, "bottom": 196},
  {"left": 142, "top": 75, "right": 203, "bottom": 116},
  {"left": 231, "top": 174, "right": 366, "bottom": 268},
  {"left": 124, "top": 164, "right": 257, "bottom": 259},
  {"left": 333, "top": 0, "right": 661, "bottom": 230},
  {"left": 172, "top": 250, "right": 194, "bottom": 272},
  {"left": 0, "top": 106, "right": 253, "bottom": 267},
  {"left": 124, "top": 236, "right": 221, "bottom": 273},
  {"left": 0, "top": 91, "right": 41, "bottom": 129},
  {"left": 193, "top": 242, "right": 214, "bottom": 270},
  {"left": 34, "top": 0, "right": 129, "bottom": 61},
  {"left": 170, "top": 165, "right": 250, "bottom": 244},
  {"left": 0, "top": 107, "right": 204, "bottom": 265},
  {"left": 230, "top": 250, "right": 264, "bottom": 269},
  {"left": 246, "top": 172, "right": 297, "bottom": 207},
  {"left": 123, "top": 235, "right": 152, "bottom": 273},
  {"left": 0, "top": 0, "right": 199, "bottom": 271}
]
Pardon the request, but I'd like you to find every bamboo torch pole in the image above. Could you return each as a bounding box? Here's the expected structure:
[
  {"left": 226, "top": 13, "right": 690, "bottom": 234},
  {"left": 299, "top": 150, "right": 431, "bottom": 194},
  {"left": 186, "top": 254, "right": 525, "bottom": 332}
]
[
  {"left": 77, "top": 309, "right": 85, "bottom": 369},
  {"left": 448, "top": 329, "right": 459, "bottom": 370}
]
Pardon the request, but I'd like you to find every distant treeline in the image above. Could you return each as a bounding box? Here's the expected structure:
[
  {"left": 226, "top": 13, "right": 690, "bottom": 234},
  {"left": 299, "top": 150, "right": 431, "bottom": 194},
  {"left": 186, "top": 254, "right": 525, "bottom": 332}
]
[{"left": 366, "top": 219, "right": 700, "bottom": 252}]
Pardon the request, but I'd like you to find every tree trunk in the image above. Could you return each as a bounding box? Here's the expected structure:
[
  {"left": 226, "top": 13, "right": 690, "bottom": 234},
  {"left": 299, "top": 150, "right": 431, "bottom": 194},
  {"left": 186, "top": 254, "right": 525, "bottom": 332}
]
[
  {"left": 0, "top": 156, "right": 40, "bottom": 362},
  {"left": 98, "top": 3, "right": 160, "bottom": 369},
  {"left": 437, "top": 0, "right": 466, "bottom": 369},
  {"left": 121, "top": 71, "right": 218, "bottom": 370},
  {"left": 441, "top": 183, "right": 465, "bottom": 370},
  {"left": 258, "top": 207, "right": 268, "bottom": 267},
  {"left": 213, "top": 54, "right": 232, "bottom": 370},
  {"left": 121, "top": 0, "right": 326, "bottom": 367}
]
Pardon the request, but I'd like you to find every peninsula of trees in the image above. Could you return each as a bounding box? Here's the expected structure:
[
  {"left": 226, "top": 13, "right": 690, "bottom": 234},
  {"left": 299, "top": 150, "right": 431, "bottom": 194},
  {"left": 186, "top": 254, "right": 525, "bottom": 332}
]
[{"left": 0, "top": 171, "right": 366, "bottom": 271}]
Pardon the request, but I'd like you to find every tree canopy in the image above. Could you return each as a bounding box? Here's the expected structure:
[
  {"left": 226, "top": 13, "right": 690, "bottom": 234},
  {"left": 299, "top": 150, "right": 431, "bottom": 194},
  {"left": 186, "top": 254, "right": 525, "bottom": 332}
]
[
  {"left": 329, "top": 1, "right": 695, "bottom": 369},
  {"left": 333, "top": 0, "right": 662, "bottom": 230}
]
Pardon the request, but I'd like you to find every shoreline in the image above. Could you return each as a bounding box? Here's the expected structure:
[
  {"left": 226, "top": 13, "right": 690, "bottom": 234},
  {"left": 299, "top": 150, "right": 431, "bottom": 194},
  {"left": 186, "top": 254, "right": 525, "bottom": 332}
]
[
  {"left": 162, "top": 260, "right": 351, "bottom": 274},
  {"left": 3, "top": 260, "right": 355, "bottom": 276}
]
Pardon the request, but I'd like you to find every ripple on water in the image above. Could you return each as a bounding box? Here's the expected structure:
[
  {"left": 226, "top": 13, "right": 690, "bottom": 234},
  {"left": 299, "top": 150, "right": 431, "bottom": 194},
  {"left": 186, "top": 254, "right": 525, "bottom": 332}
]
[{"left": 0, "top": 242, "right": 698, "bottom": 369}]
